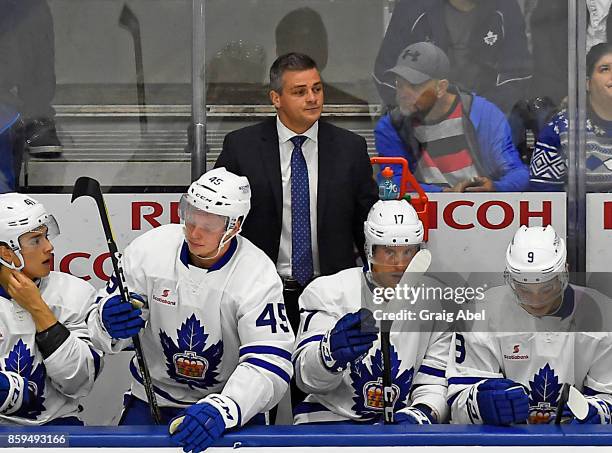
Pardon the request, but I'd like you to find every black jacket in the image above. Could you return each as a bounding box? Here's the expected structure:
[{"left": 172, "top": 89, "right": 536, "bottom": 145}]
[{"left": 216, "top": 117, "right": 378, "bottom": 276}]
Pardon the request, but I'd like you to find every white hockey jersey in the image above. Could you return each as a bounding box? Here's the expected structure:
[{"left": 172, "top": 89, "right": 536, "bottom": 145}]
[
  {"left": 87, "top": 224, "right": 294, "bottom": 426},
  {"left": 293, "top": 267, "right": 451, "bottom": 424},
  {"left": 0, "top": 272, "right": 100, "bottom": 425},
  {"left": 448, "top": 284, "right": 612, "bottom": 424}
]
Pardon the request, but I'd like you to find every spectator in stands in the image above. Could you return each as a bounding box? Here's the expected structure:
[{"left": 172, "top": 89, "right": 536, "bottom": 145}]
[
  {"left": 528, "top": 0, "right": 568, "bottom": 106},
  {"left": 373, "top": 0, "right": 532, "bottom": 114},
  {"left": 0, "top": 105, "right": 23, "bottom": 193},
  {"left": 587, "top": 0, "right": 612, "bottom": 52},
  {"left": 0, "top": 0, "right": 62, "bottom": 159},
  {"left": 530, "top": 43, "right": 612, "bottom": 192},
  {"left": 374, "top": 42, "right": 529, "bottom": 193}
]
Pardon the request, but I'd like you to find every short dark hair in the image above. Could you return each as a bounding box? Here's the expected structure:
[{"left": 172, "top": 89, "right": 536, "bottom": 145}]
[
  {"left": 269, "top": 52, "right": 318, "bottom": 93},
  {"left": 587, "top": 42, "right": 612, "bottom": 78}
]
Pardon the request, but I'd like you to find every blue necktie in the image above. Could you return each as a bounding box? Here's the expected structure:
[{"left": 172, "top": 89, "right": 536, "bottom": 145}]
[{"left": 290, "top": 135, "right": 313, "bottom": 286}]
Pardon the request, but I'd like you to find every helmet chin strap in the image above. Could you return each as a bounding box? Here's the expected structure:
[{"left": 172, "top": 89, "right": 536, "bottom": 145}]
[
  {"left": 0, "top": 250, "right": 24, "bottom": 271},
  {"left": 191, "top": 226, "right": 241, "bottom": 263}
]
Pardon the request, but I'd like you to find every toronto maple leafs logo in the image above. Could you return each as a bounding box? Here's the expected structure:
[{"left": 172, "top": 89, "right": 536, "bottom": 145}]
[
  {"left": 4, "top": 339, "right": 46, "bottom": 418},
  {"left": 483, "top": 30, "right": 498, "bottom": 46},
  {"left": 160, "top": 314, "right": 223, "bottom": 390},
  {"left": 528, "top": 363, "right": 562, "bottom": 424},
  {"left": 349, "top": 346, "right": 413, "bottom": 419}
]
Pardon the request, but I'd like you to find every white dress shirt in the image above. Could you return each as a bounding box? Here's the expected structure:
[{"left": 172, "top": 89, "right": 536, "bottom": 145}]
[{"left": 276, "top": 116, "right": 320, "bottom": 279}]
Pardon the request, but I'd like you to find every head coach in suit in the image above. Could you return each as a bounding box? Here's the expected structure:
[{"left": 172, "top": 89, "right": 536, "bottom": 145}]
[{"left": 215, "top": 52, "right": 378, "bottom": 332}]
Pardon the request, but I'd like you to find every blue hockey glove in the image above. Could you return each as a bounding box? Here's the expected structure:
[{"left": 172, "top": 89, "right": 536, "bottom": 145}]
[
  {"left": 320, "top": 308, "right": 377, "bottom": 372},
  {"left": 565, "top": 396, "right": 612, "bottom": 424},
  {"left": 169, "top": 403, "right": 226, "bottom": 453},
  {"left": 101, "top": 293, "right": 145, "bottom": 339},
  {"left": 469, "top": 378, "right": 529, "bottom": 425},
  {"left": 0, "top": 371, "right": 32, "bottom": 415},
  {"left": 395, "top": 405, "right": 435, "bottom": 424}
]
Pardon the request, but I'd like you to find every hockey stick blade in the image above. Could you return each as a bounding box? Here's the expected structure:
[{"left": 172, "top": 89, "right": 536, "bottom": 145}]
[
  {"left": 398, "top": 249, "right": 432, "bottom": 286},
  {"left": 72, "top": 176, "right": 101, "bottom": 203},
  {"left": 119, "top": 4, "right": 147, "bottom": 132},
  {"left": 381, "top": 249, "right": 432, "bottom": 424},
  {"left": 119, "top": 4, "right": 139, "bottom": 31},
  {"left": 71, "top": 176, "right": 161, "bottom": 424},
  {"left": 169, "top": 416, "right": 184, "bottom": 434},
  {"left": 567, "top": 385, "right": 590, "bottom": 421}
]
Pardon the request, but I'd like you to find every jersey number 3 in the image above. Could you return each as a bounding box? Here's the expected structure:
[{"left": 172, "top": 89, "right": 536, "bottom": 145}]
[{"left": 256, "top": 303, "right": 289, "bottom": 333}]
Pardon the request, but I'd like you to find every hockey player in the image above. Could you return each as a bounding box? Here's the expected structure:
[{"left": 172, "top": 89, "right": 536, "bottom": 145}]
[
  {"left": 0, "top": 193, "right": 101, "bottom": 425},
  {"left": 293, "top": 199, "right": 450, "bottom": 424},
  {"left": 87, "top": 167, "right": 294, "bottom": 452},
  {"left": 448, "top": 225, "right": 612, "bottom": 425}
]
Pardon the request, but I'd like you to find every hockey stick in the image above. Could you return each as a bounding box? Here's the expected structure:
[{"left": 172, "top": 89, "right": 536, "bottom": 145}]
[
  {"left": 381, "top": 249, "right": 432, "bottom": 424},
  {"left": 119, "top": 4, "right": 147, "bottom": 133},
  {"left": 71, "top": 176, "right": 161, "bottom": 424},
  {"left": 554, "top": 383, "right": 570, "bottom": 425},
  {"left": 555, "top": 384, "right": 590, "bottom": 424}
]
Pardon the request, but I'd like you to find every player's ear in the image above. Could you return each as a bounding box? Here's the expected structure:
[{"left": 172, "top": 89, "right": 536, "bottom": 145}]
[
  {"left": 232, "top": 218, "right": 243, "bottom": 234},
  {"left": 269, "top": 89, "right": 281, "bottom": 109},
  {"left": 0, "top": 244, "right": 17, "bottom": 268}
]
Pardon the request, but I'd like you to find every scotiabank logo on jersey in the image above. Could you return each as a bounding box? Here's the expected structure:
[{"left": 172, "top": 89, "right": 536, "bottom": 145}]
[
  {"left": 503, "top": 344, "right": 529, "bottom": 360},
  {"left": 153, "top": 289, "right": 177, "bottom": 307}
]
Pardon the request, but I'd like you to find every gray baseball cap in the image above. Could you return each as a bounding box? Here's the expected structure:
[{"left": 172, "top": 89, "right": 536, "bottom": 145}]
[{"left": 386, "top": 42, "right": 450, "bottom": 85}]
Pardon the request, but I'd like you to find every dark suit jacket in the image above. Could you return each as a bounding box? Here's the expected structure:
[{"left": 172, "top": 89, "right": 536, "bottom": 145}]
[{"left": 215, "top": 117, "right": 378, "bottom": 277}]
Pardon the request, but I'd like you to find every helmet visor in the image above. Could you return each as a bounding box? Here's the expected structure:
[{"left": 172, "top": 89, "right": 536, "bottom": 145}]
[
  {"left": 17, "top": 215, "right": 60, "bottom": 250},
  {"left": 505, "top": 272, "right": 567, "bottom": 309},
  {"left": 370, "top": 244, "right": 420, "bottom": 267},
  {"left": 179, "top": 195, "right": 229, "bottom": 234}
]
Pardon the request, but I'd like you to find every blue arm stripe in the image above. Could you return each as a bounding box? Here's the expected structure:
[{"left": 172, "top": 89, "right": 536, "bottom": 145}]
[
  {"left": 293, "top": 401, "right": 330, "bottom": 416},
  {"left": 239, "top": 346, "right": 292, "bottom": 361},
  {"left": 243, "top": 357, "right": 291, "bottom": 383},
  {"left": 447, "top": 392, "right": 461, "bottom": 407},
  {"left": 448, "top": 377, "right": 488, "bottom": 385},
  {"left": 583, "top": 386, "right": 598, "bottom": 396},
  {"left": 296, "top": 335, "right": 324, "bottom": 350},
  {"left": 89, "top": 347, "right": 102, "bottom": 380},
  {"left": 418, "top": 365, "right": 445, "bottom": 378}
]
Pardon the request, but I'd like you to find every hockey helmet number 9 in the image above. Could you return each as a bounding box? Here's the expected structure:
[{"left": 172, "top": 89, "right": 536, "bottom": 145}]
[
  {"left": 364, "top": 200, "right": 424, "bottom": 267},
  {"left": 0, "top": 193, "right": 60, "bottom": 270},
  {"left": 504, "top": 225, "right": 568, "bottom": 307}
]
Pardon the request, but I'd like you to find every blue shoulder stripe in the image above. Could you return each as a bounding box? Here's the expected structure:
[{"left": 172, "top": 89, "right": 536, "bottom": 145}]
[
  {"left": 239, "top": 346, "right": 291, "bottom": 361},
  {"left": 243, "top": 357, "right": 290, "bottom": 383}
]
